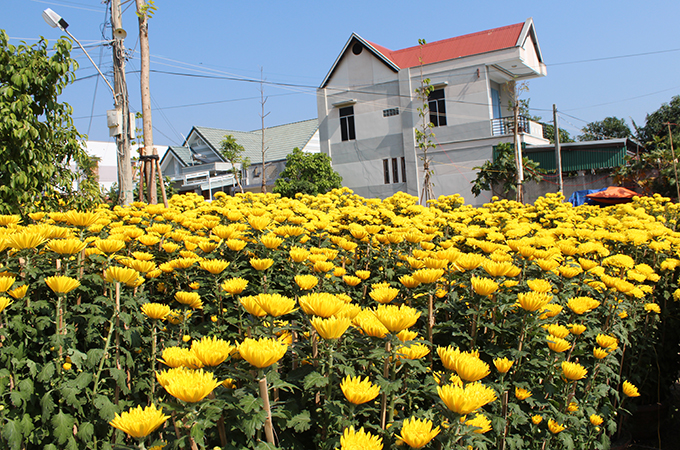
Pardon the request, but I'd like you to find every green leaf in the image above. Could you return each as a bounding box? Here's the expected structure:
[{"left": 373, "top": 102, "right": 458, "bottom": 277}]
[
  {"left": 1, "top": 419, "right": 22, "bottom": 450},
  {"left": 286, "top": 410, "right": 311, "bottom": 433},
  {"left": 77, "top": 421, "right": 94, "bottom": 442},
  {"left": 238, "top": 393, "right": 263, "bottom": 414},
  {"left": 303, "top": 371, "right": 328, "bottom": 390},
  {"left": 37, "top": 361, "right": 55, "bottom": 382},
  {"left": 93, "top": 395, "right": 117, "bottom": 421},
  {"left": 51, "top": 410, "right": 75, "bottom": 445},
  {"left": 41, "top": 390, "right": 56, "bottom": 421}
]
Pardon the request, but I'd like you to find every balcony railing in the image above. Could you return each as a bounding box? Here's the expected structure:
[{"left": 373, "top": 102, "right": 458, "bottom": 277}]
[{"left": 491, "top": 115, "right": 544, "bottom": 138}]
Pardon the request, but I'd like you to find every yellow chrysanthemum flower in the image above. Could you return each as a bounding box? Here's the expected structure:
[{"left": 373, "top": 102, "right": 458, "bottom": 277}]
[
  {"left": 465, "top": 413, "right": 492, "bottom": 434},
  {"left": 8, "top": 231, "right": 46, "bottom": 250},
  {"left": 158, "top": 347, "right": 203, "bottom": 369},
  {"left": 156, "top": 367, "right": 221, "bottom": 403},
  {"left": 0, "top": 276, "right": 15, "bottom": 293},
  {"left": 138, "top": 234, "right": 161, "bottom": 246},
  {"left": 561, "top": 361, "right": 587, "bottom": 381},
  {"left": 568, "top": 323, "right": 586, "bottom": 335},
  {"left": 141, "top": 303, "right": 171, "bottom": 320},
  {"left": 240, "top": 295, "right": 267, "bottom": 317},
  {"left": 340, "top": 426, "right": 383, "bottom": 450},
  {"left": 369, "top": 286, "right": 400, "bottom": 304},
  {"left": 644, "top": 303, "right": 661, "bottom": 314},
  {"left": 173, "top": 291, "right": 202, "bottom": 309},
  {"left": 545, "top": 324, "right": 570, "bottom": 339},
  {"left": 437, "top": 382, "right": 496, "bottom": 415},
  {"left": 397, "top": 342, "right": 430, "bottom": 360},
  {"left": 526, "top": 278, "right": 552, "bottom": 293},
  {"left": 548, "top": 419, "right": 566, "bottom": 434},
  {"left": 470, "top": 276, "right": 499, "bottom": 296},
  {"left": 516, "top": 292, "right": 552, "bottom": 312},
  {"left": 104, "top": 266, "right": 141, "bottom": 285},
  {"left": 590, "top": 414, "right": 604, "bottom": 426},
  {"left": 397, "top": 329, "right": 419, "bottom": 343},
  {"left": 412, "top": 268, "right": 444, "bottom": 284},
  {"left": 190, "top": 336, "right": 236, "bottom": 367},
  {"left": 398, "top": 417, "right": 440, "bottom": 448},
  {"left": 221, "top": 277, "right": 248, "bottom": 295},
  {"left": 65, "top": 211, "right": 99, "bottom": 228},
  {"left": 541, "top": 303, "right": 563, "bottom": 319},
  {"left": 514, "top": 387, "right": 532, "bottom": 400},
  {"left": 398, "top": 275, "right": 420, "bottom": 289},
  {"left": 311, "top": 316, "right": 352, "bottom": 340},
  {"left": 0, "top": 297, "right": 13, "bottom": 313},
  {"left": 255, "top": 293, "right": 296, "bottom": 317},
  {"left": 289, "top": 246, "right": 310, "bottom": 263},
  {"left": 493, "top": 357, "right": 514, "bottom": 374},
  {"left": 531, "top": 415, "right": 543, "bottom": 425},
  {"left": 340, "top": 375, "right": 381, "bottom": 405},
  {"left": 238, "top": 337, "right": 288, "bottom": 368},
  {"left": 199, "top": 259, "right": 230, "bottom": 274},
  {"left": 250, "top": 257, "right": 274, "bottom": 271},
  {"left": 566, "top": 296, "right": 601, "bottom": 315},
  {"left": 343, "top": 275, "right": 362, "bottom": 286},
  {"left": 622, "top": 380, "right": 640, "bottom": 397},
  {"left": 225, "top": 239, "right": 247, "bottom": 251},
  {"left": 374, "top": 304, "right": 421, "bottom": 333},
  {"left": 596, "top": 334, "right": 618, "bottom": 350},
  {"left": 295, "top": 274, "right": 319, "bottom": 291},
  {"left": 260, "top": 233, "right": 283, "bottom": 249},
  {"left": 109, "top": 404, "right": 169, "bottom": 438},
  {"left": 46, "top": 238, "right": 87, "bottom": 255},
  {"left": 299, "top": 292, "right": 345, "bottom": 318},
  {"left": 355, "top": 270, "right": 371, "bottom": 280},
  {"left": 7, "top": 284, "right": 28, "bottom": 300},
  {"left": 45, "top": 276, "right": 80, "bottom": 294}
]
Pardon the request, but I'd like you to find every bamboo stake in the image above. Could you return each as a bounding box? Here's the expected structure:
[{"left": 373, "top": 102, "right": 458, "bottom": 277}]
[{"left": 258, "top": 376, "right": 275, "bottom": 444}]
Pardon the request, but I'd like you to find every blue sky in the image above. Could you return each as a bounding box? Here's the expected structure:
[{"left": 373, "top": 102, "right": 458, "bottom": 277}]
[{"left": 4, "top": 0, "right": 680, "bottom": 147}]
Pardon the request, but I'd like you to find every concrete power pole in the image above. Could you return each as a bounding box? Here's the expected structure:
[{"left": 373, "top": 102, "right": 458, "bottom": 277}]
[
  {"left": 135, "top": 0, "right": 157, "bottom": 204},
  {"left": 553, "top": 104, "right": 564, "bottom": 194},
  {"left": 111, "top": 0, "right": 134, "bottom": 205}
]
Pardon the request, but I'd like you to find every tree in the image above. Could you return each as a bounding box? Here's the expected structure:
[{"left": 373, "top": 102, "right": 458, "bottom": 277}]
[
  {"left": 578, "top": 116, "right": 631, "bottom": 141},
  {"left": 273, "top": 148, "right": 342, "bottom": 198},
  {"left": 220, "top": 134, "right": 250, "bottom": 193},
  {"left": 471, "top": 143, "right": 545, "bottom": 199},
  {"left": 414, "top": 39, "right": 436, "bottom": 205},
  {"left": 0, "top": 31, "right": 100, "bottom": 214},
  {"left": 635, "top": 95, "right": 680, "bottom": 149}
]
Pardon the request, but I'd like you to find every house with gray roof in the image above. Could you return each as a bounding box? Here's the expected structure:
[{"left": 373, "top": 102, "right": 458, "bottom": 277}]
[{"left": 160, "top": 119, "right": 319, "bottom": 199}]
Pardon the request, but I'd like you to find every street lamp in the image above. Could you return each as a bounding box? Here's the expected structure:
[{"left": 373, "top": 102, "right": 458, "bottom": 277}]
[{"left": 42, "top": 8, "right": 114, "bottom": 96}]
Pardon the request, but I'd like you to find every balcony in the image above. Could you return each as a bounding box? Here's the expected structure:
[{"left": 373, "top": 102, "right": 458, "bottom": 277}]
[{"left": 491, "top": 116, "right": 544, "bottom": 139}]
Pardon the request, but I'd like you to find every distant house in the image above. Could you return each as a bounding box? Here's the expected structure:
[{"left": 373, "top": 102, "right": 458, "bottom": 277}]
[
  {"left": 160, "top": 119, "right": 319, "bottom": 199},
  {"left": 83, "top": 140, "right": 151, "bottom": 192},
  {"left": 317, "top": 18, "right": 548, "bottom": 205}
]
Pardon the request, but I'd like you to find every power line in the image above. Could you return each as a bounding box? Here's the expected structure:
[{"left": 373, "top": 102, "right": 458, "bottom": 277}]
[{"left": 550, "top": 48, "right": 680, "bottom": 66}]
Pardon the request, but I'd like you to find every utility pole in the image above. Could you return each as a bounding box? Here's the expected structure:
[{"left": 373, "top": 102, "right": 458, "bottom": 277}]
[
  {"left": 513, "top": 94, "right": 524, "bottom": 203},
  {"left": 111, "top": 0, "right": 133, "bottom": 205},
  {"left": 135, "top": 0, "right": 160, "bottom": 205},
  {"left": 259, "top": 68, "right": 270, "bottom": 193},
  {"left": 553, "top": 104, "right": 564, "bottom": 194}
]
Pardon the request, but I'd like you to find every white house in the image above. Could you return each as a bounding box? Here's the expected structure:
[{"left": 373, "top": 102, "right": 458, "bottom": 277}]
[
  {"left": 84, "top": 140, "right": 158, "bottom": 192},
  {"left": 316, "top": 18, "right": 549, "bottom": 205},
  {"left": 160, "top": 119, "right": 319, "bottom": 199}
]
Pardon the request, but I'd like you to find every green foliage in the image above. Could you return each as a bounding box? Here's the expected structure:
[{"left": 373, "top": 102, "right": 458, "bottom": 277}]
[
  {"left": 543, "top": 123, "right": 575, "bottom": 144},
  {"left": 0, "top": 30, "right": 101, "bottom": 214},
  {"left": 471, "top": 143, "right": 545, "bottom": 198},
  {"left": 635, "top": 95, "right": 680, "bottom": 149},
  {"left": 614, "top": 136, "right": 679, "bottom": 198},
  {"left": 136, "top": 0, "right": 158, "bottom": 19},
  {"left": 273, "top": 148, "right": 342, "bottom": 198},
  {"left": 220, "top": 134, "right": 250, "bottom": 193},
  {"left": 578, "top": 117, "right": 632, "bottom": 141}
]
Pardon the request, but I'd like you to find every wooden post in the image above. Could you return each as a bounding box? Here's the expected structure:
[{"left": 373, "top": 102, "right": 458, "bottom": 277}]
[{"left": 135, "top": 0, "right": 157, "bottom": 203}]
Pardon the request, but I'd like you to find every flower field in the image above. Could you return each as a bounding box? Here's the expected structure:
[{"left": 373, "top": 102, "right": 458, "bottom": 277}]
[{"left": 1, "top": 189, "right": 679, "bottom": 450}]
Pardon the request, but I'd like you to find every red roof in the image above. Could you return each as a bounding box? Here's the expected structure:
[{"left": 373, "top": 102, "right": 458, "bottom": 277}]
[{"left": 367, "top": 22, "right": 525, "bottom": 69}]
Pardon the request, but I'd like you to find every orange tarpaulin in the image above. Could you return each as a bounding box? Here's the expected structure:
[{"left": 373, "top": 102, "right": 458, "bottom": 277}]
[{"left": 585, "top": 186, "right": 638, "bottom": 204}]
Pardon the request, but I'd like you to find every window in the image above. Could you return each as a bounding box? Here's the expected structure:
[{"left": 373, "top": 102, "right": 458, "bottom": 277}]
[
  {"left": 383, "top": 108, "right": 399, "bottom": 117},
  {"left": 340, "top": 106, "right": 356, "bottom": 141},
  {"left": 401, "top": 157, "right": 406, "bottom": 183},
  {"left": 428, "top": 88, "right": 447, "bottom": 127},
  {"left": 383, "top": 159, "right": 390, "bottom": 184},
  {"left": 392, "top": 158, "right": 399, "bottom": 183}
]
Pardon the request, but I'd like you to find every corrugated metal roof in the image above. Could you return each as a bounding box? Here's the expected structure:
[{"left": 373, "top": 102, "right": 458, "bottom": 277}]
[
  {"left": 519, "top": 139, "right": 634, "bottom": 172},
  {"left": 193, "top": 119, "right": 318, "bottom": 164},
  {"left": 369, "top": 22, "right": 524, "bottom": 69}
]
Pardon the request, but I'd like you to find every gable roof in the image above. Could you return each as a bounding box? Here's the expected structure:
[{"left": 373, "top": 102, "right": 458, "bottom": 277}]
[
  {"left": 320, "top": 18, "right": 542, "bottom": 88},
  {"left": 191, "top": 118, "right": 319, "bottom": 164},
  {"left": 161, "top": 146, "right": 193, "bottom": 168}
]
